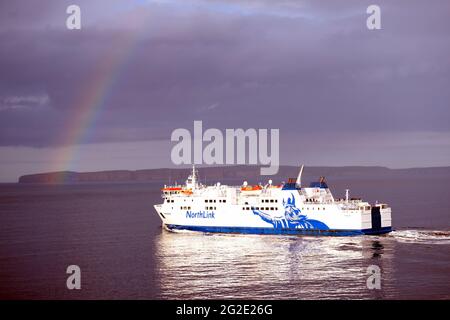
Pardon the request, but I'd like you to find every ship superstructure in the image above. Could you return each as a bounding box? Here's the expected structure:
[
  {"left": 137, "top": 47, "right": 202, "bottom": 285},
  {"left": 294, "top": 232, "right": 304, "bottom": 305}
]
[{"left": 154, "top": 166, "right": 392, "bottom": 236}]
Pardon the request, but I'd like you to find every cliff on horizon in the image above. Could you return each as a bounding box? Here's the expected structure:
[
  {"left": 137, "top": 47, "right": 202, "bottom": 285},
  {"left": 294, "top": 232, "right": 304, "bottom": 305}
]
[{"left": 17, "top": 165, "right": 450, "bottom": 184}]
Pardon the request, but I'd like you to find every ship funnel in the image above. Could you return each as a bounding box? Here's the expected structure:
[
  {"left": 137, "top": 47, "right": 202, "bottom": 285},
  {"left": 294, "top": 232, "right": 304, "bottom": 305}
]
[{"left": 296, "top": 165, "right": 304, "bottom": 187}]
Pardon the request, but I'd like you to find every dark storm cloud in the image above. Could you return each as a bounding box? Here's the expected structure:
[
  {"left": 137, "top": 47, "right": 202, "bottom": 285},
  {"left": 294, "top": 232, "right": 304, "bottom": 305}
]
[{"left": 0, "top": 0, "right": 450, "bottom": 147}]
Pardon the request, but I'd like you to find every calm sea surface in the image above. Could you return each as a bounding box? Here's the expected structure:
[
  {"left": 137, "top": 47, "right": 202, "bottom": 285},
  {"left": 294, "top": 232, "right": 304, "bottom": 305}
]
[{"left": 0, "top": 176, "right": 449, "bottom": 299}]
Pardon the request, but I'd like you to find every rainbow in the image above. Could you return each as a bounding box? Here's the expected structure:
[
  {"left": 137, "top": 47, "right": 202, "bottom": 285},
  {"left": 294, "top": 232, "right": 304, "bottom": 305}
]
[{"left": 52, "top": 7, "right": 149, "bottom": 182}]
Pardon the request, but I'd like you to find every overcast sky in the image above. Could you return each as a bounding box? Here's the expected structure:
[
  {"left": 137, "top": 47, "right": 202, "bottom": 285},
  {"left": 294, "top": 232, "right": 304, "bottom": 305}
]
[{"left": 1, "top": 0, "right": 449, "bottom": 181}]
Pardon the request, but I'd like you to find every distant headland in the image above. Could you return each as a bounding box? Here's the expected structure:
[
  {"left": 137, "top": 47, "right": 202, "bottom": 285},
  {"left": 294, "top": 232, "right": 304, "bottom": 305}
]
[{"left": 17, "top": 165, "right": 450, "bottom": 184}]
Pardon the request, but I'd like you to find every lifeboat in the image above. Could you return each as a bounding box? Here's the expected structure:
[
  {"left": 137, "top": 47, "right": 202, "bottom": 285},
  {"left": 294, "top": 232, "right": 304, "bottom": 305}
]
[
  {"left": 182, "top": 189, "right": 193, "bottom": 195},
  {"left": 240, "top": 185, "right": 262, "bottom": 196},
  {"left": 161, "top": 187, "right": 182, "bottom": 194}
]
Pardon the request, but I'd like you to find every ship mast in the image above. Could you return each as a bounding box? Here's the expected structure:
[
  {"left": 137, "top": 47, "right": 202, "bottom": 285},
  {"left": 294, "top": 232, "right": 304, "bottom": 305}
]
[
  {"left": 192, "top": 165, "right": 196, "bottom": 190},
  {"left": 296, "top": 165, "right": 304, "bottom": 187}
]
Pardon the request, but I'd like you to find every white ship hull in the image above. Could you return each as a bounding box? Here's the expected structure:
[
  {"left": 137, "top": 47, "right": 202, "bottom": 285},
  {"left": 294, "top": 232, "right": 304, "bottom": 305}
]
[{"left": 154, "top": 166, "right": 392, "bottom": 237}]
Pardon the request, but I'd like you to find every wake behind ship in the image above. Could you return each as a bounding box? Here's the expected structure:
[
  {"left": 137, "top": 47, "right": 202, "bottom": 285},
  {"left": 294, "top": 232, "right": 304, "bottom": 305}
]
[{"left": 154, "top": 166, "right": 392, "bottom": 236}]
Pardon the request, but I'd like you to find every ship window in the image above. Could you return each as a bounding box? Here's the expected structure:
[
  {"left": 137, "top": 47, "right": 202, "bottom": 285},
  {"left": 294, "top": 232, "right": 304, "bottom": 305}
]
[
  {"left": 275, "top": 200, "right": 278, "bottom": 203},
  {"left": 270, "top": 199, "right": 274, "bottom": 203},
  {"left": 251, "top": 207, "right": 255, "bottom": 210},
  {"left": 266, "top": 207, "right": 269, "bottom": 210},
  {"left": 213, "top": 200, "right": 216, "bottom": 203},
  {"left": 223, "top": 200, "right": 226, "bottom": 203},
  {"left": 245, "top": 202, "right": 248, "bottom": 205},
  {"left": 205, "top": 200, "right": 207, "bottom": 203}
]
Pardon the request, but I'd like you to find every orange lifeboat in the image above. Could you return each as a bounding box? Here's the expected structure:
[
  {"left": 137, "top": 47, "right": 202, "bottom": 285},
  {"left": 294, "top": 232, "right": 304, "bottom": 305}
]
[
  {"left": 240, "top": 185, "right": 263, "bottom": 195},
  {"left": 241, "top": 185, "right": 262, "bottom": 191},
  {"left": 182, "top": 189, "right": 193, "bottom": 195},
  {"left": 161, "top": 187, "right": 182, "bottom": 192}
]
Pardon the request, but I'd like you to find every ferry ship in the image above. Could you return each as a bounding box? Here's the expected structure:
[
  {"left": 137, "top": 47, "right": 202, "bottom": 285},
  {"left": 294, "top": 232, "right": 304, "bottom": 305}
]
[{"left": 154, "top": 166, "right": 392, "bottom": 236}]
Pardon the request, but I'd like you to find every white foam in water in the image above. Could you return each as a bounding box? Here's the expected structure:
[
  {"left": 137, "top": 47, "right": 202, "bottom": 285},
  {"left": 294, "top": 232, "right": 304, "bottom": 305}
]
[{"left": 390, "top": 229, "right": 450, "bottom": 245}]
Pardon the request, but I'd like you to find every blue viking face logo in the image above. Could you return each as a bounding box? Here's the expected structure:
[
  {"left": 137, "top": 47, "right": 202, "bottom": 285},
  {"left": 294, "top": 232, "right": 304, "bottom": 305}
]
[
  {"left": 283, "top": 194, "right": 307, "bottom": 224},
  {"left": 252, "top": 193, "right": 330, "bottom": 230}
]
